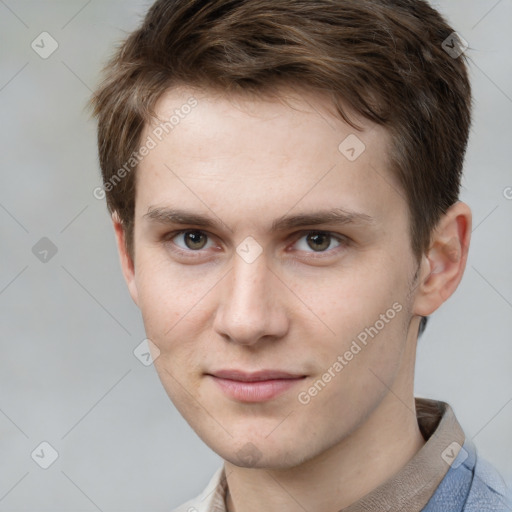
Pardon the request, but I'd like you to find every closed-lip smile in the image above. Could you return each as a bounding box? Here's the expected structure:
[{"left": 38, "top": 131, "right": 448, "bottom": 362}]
[{"left": 206, "top": 369, "right": 307, "bottom": 402}]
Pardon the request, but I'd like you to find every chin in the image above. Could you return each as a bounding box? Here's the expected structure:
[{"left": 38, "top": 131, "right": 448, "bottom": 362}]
[{"left": 210, "top": 434, "right": 314, "bottom": 470}]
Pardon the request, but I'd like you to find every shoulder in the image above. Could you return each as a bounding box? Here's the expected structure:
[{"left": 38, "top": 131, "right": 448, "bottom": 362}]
[
  {"left": 464, "top": 454, "right": 512, "bottom": 511},
  {"left": 423, "top": 439, "right": 512, "bottom": 511}
]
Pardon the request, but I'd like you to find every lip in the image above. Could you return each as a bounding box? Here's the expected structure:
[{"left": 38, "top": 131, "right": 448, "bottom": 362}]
[{"left": 207, "top": 369, "right": 307, "bottom": 402}]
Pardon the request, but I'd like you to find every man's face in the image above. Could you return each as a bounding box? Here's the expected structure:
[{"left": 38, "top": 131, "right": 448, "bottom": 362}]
[{"left": 126, "top": 85, "right": 421, "bottom": 468}]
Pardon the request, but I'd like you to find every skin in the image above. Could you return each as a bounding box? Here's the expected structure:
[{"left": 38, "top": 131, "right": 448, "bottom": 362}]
[{"left": 113, "top": 85, "right": 472, "bottom": 512}]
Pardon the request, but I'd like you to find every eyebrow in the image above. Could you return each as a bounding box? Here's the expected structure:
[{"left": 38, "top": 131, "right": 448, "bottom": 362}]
[{"left": 143, "top": 206, "right": 375, "bottom": 232}]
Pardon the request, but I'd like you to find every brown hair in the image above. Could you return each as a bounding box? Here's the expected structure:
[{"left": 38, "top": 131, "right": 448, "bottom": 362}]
[{"left": 90, "top": 0, "right": 471, "bottom": 264}]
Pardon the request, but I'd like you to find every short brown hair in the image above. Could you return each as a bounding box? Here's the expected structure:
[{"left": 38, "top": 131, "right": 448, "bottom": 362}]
[{"left": 90, "top": 0, "right": 471, "bottom": 263}]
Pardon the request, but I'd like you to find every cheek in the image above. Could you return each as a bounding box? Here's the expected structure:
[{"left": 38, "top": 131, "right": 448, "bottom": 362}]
[
  {"left": 137, "top": 264, "right": 210, "bottom": 402},
  {"left": 298, "top": 307, "right": 408, "bottom": 437},
  {"left": 303, "top": 260, "right": 411, "bottom": 386},
  {"left": 134, "top": 252, "right": 208, "bottom": 335},
  {"left": 133, "top": 260, "right": 223, "bottom": 391},
  {"left": 306, "top": 262, "right": 407, "bottom": 341}
]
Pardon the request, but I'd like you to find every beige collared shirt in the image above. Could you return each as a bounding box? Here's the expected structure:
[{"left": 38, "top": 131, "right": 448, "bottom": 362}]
[{"left": 173, "top": 397, "right": 465, "bottom": 512}]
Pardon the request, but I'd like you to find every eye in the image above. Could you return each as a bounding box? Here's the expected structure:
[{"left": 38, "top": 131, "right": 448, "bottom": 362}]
[
  {"left": 170, "top": 230, "right": 215, "bottom": 251},
  {"left": 163, "top": 229, "right": 348, "bottom": 261},
  {"left": 292, "top": 231, "right": 345, "bottom": 253}
]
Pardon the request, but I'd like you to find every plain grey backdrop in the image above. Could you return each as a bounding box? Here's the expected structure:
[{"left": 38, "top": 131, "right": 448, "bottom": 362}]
[{"left": 0, "top": 0, "right": 511, "bottom": 510}]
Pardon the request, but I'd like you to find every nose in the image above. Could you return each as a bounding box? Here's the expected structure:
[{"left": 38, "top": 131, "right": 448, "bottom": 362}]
[{"left": 212, "top": 252, "right": 289, "bottom": 346}]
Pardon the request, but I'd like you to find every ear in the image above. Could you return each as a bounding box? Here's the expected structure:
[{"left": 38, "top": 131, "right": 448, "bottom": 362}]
[
  {"left": 112, "top": 213, "right": 139, "bottom": 307},
  {"left": 413, "top": 201, "right": 472, "bottom": 316}
]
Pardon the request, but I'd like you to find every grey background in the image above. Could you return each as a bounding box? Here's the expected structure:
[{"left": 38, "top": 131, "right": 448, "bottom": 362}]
[{"left": 0, "top": 0, "right": 511, "bottom": 510}]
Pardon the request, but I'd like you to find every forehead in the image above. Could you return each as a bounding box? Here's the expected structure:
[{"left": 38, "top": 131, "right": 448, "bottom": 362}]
[{"left": 135, "top": 85, "right": 405, "bottom": 230}]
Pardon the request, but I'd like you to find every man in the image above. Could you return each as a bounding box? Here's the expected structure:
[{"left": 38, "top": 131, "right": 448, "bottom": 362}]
[{"left": 90, "top": 0, "right": 511, "bottom": 510}]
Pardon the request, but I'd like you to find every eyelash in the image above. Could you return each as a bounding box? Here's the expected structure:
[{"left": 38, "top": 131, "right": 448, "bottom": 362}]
[{"left": 162, "top": 229, "right": 350, "bottom": 260}]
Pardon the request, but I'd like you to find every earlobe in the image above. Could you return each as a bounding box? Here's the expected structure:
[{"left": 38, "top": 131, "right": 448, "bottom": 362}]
[
  {"left": 413, "top": 202, "right": 472, "bottom": 316},
  {"left": 112, "top": 213, "right": 139, "bottom": 307}
]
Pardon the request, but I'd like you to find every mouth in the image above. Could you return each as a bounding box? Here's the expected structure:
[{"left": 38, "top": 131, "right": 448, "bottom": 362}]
[{"left": 206, "top": 369, "right": 307, "bottom": 402}]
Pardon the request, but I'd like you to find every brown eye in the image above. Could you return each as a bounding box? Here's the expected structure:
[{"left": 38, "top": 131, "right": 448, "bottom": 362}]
[
  {"left": 306, "top": 232, "right": 332, "bottom": 252},
  {"left": 291, "top": 231, "right": 345, "bottom": 256},
  {"left": 183, "top": 231, "right": 208, "bottom": 250},
  {"left": 165, "top": 229, "right": 217, "bottom": 259}
]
